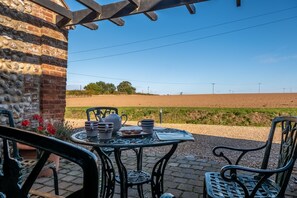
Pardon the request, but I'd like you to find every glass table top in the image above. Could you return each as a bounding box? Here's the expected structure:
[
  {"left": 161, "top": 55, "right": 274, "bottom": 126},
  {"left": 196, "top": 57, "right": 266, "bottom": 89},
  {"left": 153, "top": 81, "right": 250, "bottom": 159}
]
[{"left": 71, "top": 126, "right": 194, "bottom": 148}]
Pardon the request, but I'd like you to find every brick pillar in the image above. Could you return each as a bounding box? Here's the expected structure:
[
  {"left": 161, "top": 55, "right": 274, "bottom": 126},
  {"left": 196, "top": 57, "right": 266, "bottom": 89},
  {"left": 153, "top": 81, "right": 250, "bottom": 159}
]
[
  {"left": 40, "top": 65, "right": 67, "bottom": 121},
  {"left": 39, "top": 23, "right": 68, "bottom": 121}
]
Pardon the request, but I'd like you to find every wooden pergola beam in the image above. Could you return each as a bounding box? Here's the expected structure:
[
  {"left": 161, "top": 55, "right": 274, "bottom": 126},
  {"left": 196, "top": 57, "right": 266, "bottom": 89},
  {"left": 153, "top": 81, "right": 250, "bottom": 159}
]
[
  {"left": 32, "top": 0, "right": 241, "bottom": 30},
  {"left": 127, "top": 0, "right": 139, "bottom": 7},
  {"left": 31, "top": 0, "right": 72, "bottom": 19},
  {"left": 77, "top": 0, "right": 125, "bottom": 27},
  {"left": 185, "top": 3, "right": 196, "bottom": 14},
  {"left": 128, "top": 0, "right": 157, "bottom": 21},
  {"left": 76, "top": 0, "right": 102, "bottom": 13},
  {"left": 59, "top": 0, "right": 208, "bottom": 26},
  {"left": 144, "top": 11, "right": 158, "bottom": 21},
  {"left": 109, "top": 18, "right": 125, "bottom": 26},
  {"left": 81, "top": 22, "right": 99, "bottom": 30},
  {"left": 75, "top": 0, "right": 101, "bottom": 29}
]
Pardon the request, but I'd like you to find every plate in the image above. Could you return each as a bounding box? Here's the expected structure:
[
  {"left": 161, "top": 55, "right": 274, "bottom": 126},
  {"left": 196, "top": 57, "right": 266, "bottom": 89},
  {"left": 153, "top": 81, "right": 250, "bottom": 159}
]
[{"left": 120, "top": 129, "right": 151, "bottom": 138}]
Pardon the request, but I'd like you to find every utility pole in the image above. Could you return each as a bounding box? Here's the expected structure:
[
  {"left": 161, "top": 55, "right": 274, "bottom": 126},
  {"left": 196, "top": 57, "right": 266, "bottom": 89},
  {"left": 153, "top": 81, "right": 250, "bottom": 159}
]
[
  {"left": 258, "top": 83, "right": 261, "bottom": 93},
  {"left": 147, "top": 86, "right": 150, "bottom": 94},
  {"left": 211, "top": 83, "right": 215, "bottom": 94}
]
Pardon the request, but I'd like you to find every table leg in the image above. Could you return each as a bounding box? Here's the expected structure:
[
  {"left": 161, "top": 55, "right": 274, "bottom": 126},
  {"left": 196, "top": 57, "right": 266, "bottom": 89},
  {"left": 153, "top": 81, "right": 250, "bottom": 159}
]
[
  {"left": 136, "top": 147, "right": 144, "bottom": 198},
  {"left": 114, "top": 148, "right": 129, "bottom": 198},
  {"left": 151, "top": 143, "right": 178, "bottom": 198},
  {"left": 93, "top": 147, "right": 115, "bottom": 198},
  {"left": 115, "top": 147, "right": 147, "bottom": 198}
]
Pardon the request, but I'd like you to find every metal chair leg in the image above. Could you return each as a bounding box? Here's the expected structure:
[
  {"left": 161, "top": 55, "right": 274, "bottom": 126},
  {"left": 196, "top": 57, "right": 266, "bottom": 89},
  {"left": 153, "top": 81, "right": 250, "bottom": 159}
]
[
  {"left": 137, "top": 184, "right": 144, "bottom": 198},
  {"left": 49, "top": 166, "right": 59, "bottom": 195}
]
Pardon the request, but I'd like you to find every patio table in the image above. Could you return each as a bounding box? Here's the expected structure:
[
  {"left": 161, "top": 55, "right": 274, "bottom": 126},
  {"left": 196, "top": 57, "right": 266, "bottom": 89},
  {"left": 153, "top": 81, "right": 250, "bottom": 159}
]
[{"left": 71, "top": 126, "right": 194, "bottom": 198}]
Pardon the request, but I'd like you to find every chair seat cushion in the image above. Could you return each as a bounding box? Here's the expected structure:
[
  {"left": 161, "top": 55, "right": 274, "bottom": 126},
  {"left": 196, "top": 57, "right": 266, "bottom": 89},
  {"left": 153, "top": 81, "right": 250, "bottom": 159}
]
[{"left": 204, "top": 172, "right": 280, "bottom": 198}]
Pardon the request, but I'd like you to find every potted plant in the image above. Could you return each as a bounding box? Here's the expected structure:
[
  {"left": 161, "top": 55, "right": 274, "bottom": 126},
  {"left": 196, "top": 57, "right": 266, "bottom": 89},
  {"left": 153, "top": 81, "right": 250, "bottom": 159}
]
[
  {"left": 52, "top": 120, "right": 74, "bottom": 142},
  {"left": 19, "top": 114, "right": 75, "bottom": 176},
  {"left": 20, "top": 114, "right": 74, "bottom": 141},
  {"left": 18, "top": 114, "right": 54, "bottom": 158}
]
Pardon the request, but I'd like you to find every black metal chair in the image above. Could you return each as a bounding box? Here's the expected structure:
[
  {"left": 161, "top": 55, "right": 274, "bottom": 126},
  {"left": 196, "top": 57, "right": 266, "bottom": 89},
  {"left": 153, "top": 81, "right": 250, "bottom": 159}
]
[
  {"left": 0, "top": 108, "right": 59, "bottom": 195},
  {"left": 86, "top": 106, "right": 120, "bottom": 121},
  {"left": 0, "top": 125, "right": 99, "bottom": 197},
  {"left": 203, "top": 116, "right": 297, "bottom": 198}
]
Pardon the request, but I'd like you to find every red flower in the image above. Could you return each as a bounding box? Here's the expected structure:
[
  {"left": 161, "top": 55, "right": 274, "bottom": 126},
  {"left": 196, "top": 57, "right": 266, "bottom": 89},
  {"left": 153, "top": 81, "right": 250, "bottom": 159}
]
[
  {"left": 33, "top": 114, "right": 41, "bottom": 120},
  {"left": 33, "top": 114, "right": 43, "bottom": 124},
  {"left": 46, "top": 123, "right": 56, "bottom": 135},
  {"left": 37, "top": 126, "right": 44, "bottom": 132},
  {"left": 21, "top": 120, "right": 30, "bottom": 127},
  {"left": 21, "top": 114, "right": 58, "bottom": 137}
]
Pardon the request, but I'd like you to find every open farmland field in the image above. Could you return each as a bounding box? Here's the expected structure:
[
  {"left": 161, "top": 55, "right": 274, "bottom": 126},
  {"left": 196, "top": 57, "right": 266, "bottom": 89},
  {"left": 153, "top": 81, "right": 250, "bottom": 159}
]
[{"left": 66, "top": 93, "right": 297, "bottom": 108}]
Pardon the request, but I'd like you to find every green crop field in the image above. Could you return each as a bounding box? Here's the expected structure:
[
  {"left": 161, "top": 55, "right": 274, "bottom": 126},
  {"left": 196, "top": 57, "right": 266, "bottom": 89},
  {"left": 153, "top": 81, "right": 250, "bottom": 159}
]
[{"left": 65, "top": 107, "right": 297, "bottom": 127}]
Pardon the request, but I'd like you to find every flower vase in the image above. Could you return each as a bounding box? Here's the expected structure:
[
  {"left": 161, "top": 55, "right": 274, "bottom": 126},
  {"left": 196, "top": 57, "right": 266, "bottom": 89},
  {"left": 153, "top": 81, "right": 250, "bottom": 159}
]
[{"left": 17, "top": 143, "right": 37, "bottom": 159}]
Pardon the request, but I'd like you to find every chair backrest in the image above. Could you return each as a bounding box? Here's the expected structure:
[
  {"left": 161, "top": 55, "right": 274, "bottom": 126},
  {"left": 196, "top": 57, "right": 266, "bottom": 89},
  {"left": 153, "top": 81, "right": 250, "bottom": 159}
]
[
  {"left": 86, "top": 107, "right": 119, "bottom": 121},
  {"left": 261, "top": 116, "right": 297, "bottom": 192},
  {"left": 0, "top": 108, "right": 21, "bottom": 160},
  {"left": 0, "top": 125, "right": 99, "bottom": 197}
]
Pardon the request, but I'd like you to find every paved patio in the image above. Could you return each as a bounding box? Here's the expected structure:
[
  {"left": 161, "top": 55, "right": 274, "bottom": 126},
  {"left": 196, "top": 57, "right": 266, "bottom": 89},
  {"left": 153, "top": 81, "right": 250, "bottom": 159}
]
[{"left": 32, "top": 149, "right": 297, "bottom": 198}]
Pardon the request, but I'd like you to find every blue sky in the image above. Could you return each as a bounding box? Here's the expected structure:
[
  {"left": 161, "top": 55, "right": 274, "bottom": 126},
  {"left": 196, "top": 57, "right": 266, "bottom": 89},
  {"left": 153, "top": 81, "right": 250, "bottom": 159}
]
[{"left": 65, "top": 0, "right": 297, "bottom": 95}]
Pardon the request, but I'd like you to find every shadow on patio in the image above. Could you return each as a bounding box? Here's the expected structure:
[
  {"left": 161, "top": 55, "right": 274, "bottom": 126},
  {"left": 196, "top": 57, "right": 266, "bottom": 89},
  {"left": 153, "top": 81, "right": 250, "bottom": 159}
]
[{"left": 32, "top": 134, "right": 297, "bottom": 198}]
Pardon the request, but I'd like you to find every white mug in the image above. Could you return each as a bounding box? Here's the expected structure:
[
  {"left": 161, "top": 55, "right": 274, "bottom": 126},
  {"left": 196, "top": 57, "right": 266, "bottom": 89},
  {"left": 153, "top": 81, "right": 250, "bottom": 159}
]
[{"left": 138, "top": 119, "right": 154, "bottom": 134}]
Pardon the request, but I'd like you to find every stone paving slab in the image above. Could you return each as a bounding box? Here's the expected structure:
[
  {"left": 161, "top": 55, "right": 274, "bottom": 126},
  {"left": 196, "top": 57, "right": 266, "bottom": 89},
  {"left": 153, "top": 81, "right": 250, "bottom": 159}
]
[{"left": 32, "top": 149, "right": 297, "bottom": 198}]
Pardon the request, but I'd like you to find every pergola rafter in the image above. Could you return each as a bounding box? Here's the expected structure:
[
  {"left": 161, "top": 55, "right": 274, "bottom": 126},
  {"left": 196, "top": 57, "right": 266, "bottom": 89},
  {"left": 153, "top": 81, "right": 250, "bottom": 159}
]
[
  {"left": 30, "top": 0, "right": 241, "bottom": 30},
  {"left": 185, "top": 3, "right": 196, "bottom": 14},
  {"left": 127, "top": 0, "right": 158, "bottom": 21}
]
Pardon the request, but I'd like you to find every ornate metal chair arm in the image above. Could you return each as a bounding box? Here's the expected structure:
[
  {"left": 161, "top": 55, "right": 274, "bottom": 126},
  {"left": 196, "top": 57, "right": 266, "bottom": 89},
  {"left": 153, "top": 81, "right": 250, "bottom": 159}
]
[
  {"left": 0, "top": 126, "right": 99, "bottom": 198},
  {"left": 212, "top": 143, "right": 267, "bottom": 165},
  {"left": 220, "top": 160, "right": 295, "bottom": 197}
]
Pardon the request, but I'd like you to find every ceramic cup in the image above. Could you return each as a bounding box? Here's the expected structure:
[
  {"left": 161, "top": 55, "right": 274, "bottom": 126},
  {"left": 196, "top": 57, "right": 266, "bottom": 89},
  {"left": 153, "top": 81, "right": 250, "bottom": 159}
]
[
  {"left": 137, "top": 119, "right": 154, "bottom": 134},
  {"left": 98, "top": 122, "right": 113, "bottom": 140},
  {"left": 85, "top": 121, "right": 99, "bottom": 137}
]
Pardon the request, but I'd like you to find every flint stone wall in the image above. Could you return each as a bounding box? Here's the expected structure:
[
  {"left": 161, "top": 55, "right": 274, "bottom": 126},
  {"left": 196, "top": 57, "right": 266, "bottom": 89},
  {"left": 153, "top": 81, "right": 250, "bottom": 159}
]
[{"left": 0, "top": 0, "right": 68, "bottom": 125}]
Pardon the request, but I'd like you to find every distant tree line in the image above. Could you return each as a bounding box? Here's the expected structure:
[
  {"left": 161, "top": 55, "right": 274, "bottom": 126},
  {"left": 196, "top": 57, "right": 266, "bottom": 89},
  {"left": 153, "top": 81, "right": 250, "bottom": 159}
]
[{"left": 67, "top": 81, "right": 136, "bottom": 95}]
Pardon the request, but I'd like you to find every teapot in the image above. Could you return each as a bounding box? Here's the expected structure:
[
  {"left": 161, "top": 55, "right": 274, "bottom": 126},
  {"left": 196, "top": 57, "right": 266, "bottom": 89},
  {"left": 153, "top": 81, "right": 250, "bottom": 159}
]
[{"left": 103, "top": 113, "right": 127, "bottom": 132}]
